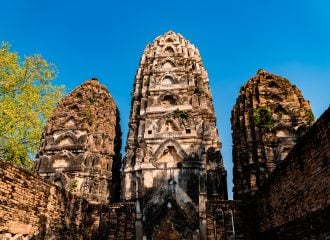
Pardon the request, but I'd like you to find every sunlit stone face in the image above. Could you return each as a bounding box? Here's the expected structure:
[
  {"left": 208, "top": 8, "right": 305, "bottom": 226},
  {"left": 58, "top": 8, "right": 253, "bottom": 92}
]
[
  {"left": 34, "top": 79, "right": 122, "bottom": 203},
  {"left": 122, "top": 31, "right": 228, "bottom": 238}
]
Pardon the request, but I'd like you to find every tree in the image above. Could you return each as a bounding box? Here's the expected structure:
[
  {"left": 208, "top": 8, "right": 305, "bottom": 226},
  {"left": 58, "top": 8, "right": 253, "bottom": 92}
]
[{"left": 0, "top": 42, "right": 64, "bottom": 169}]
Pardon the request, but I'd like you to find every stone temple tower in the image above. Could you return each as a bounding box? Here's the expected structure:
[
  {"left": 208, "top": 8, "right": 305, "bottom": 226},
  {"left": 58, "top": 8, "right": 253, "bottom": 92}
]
[
  {"left": 34, "top": 79, "right": 121, "bottom": 203},
  {"left": 122, "top": 31, "right": 227, "bottom": 239},
  {"left": 231, "top": 70, "right": 314, "bottom": 200}
]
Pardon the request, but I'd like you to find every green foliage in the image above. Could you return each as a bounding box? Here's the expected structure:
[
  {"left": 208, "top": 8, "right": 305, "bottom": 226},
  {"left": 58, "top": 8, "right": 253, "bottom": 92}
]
[
  {"left": 254, "top": 106, "right": 274, "bottom": 131},
  {"left": 69, "top": 179, "right": 78, "bottom": 191},
  {"left": 0, "top": 42, "right": 64, "bottom": 169},
  {"left": 305, "top": 109, "right": 315, "bottom": 125},
  {"left": 144, "top": 77, "right": 150, "bottom": 86},
  {"left": 174, "top": 109, "right": 189, "bottom": 120},
  {"left": 81, "top": 108, "right": 93, "bottom": 125},
  {"left": 88, "top": 95, "right": 95, "bottom": 103}
]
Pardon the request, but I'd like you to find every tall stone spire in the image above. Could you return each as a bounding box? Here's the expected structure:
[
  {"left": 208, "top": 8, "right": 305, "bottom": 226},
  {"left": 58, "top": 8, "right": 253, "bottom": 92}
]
[
  {"left": 231, "top": 70, "right": 314, "bottom": 200},
  {"left": 122, "top": 31, "right": 227, "bottom": 239},
  {"left": 34, "top": 78, "right": 122, "bottom": 203}
]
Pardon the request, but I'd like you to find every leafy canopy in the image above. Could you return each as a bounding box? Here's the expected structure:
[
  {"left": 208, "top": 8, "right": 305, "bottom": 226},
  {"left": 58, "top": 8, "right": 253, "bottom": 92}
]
[{"left": 0, "top": 42, "right": 64, "bottom": 169}]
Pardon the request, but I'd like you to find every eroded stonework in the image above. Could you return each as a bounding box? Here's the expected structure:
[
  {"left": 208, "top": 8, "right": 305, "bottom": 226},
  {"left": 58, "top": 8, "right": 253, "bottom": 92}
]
[
  {"left": 1, "top": 31, "right": 328, "bottom": 240},
  {"left": 231, "top": 70, "right": 314, "bottom": 199},
  {"left": 34, "top": 78, "right": 121, "bottom": 203},
  {"left": 122, "top": 31, "right": 227, "bottom": 239}
]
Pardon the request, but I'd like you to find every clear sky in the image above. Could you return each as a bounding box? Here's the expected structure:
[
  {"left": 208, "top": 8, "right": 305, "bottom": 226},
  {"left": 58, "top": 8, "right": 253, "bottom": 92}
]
[{"left": 1, "top": 0, "right": 329, "bottom": 199}]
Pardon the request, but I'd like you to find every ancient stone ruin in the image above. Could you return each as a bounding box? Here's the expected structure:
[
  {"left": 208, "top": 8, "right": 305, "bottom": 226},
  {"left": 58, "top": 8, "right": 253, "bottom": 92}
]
[
  {"left": 231, "top": 69, "right": 314, "bottom": 199},
  {"left": 0, "top": 31, "right": 329, "bottom": 240},
  {"left": 34, "top": 78, "right": 122, "bottom": 203},
  {"left": 122, "top": 30, "right": 227, "bottom": 239}
]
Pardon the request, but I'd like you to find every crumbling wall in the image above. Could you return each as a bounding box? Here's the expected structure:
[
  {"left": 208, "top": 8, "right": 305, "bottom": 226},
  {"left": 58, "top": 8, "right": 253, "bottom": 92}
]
[
  {"left": 0, "top": 159, "right": 135, "bottom": 240},
  {"left": 254, "top": 107, "right": 330, "bottom": 239}
]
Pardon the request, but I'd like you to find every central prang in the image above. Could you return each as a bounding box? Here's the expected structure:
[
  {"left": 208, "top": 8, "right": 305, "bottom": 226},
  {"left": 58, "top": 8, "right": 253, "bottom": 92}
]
[{"left": 122, "top": 31, "right": 228, "bottom": 240}]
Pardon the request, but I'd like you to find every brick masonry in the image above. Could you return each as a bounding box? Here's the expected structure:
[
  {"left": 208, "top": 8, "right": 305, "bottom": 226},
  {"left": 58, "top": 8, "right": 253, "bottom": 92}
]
[
  {"left": 253, "top": 107, "right": 330, "bottom": 239},
  {"left": 206, "top": 200, "right": 256, "bottom": 240},
  {"left": 0, "top": 159, "right": 135, "bottom": 240},
  {"left": 0, "top": 31, "right": 329, "bottom": 239},
  {"left": 0, "top": 98, "right": 329, "bottom": 240}
]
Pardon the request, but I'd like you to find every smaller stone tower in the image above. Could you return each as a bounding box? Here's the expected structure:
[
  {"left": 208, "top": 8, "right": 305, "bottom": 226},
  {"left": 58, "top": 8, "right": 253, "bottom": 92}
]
[
  {"left": 34, "top": 78, "right": 121, "bottom": 203},
  {"left": 231, "top": 70, "right": 314, "bottom": 199}
]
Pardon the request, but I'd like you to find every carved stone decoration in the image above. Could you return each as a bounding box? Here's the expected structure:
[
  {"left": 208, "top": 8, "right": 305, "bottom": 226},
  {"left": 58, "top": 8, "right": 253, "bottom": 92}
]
[
  {"left": 231, "top": 69, "right": 314, "bottom": 200},
  {"left": 34, "top": 78, "right": 122, "bottom": 203},
  {"left": 122, "top": 31, "right": 228, "bottom": 239}
]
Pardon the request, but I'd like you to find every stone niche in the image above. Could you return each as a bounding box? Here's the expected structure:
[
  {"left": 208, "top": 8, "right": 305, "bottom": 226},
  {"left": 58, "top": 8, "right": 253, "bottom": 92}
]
[
  {"left": 122, "top": 31, "right": 228, "bottom": 239},
  {"left": 34, "top": 78, "right": 122, "bottom": 203}
]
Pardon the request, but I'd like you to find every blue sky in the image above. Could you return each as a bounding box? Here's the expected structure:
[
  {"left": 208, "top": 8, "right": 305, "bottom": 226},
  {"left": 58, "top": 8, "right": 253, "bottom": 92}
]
[{"left": 1, "top": 0, "right": 329, "bottom": 199}]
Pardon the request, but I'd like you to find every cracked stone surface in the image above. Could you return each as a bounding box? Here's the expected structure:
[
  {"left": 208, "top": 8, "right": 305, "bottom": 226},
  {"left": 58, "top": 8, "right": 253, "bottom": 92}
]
[
  {"left": 34, "top": 78, "right": 122, "bottom": 203},
  {"left": 231, "top": 69, "right": 314, "bottom": 200},
  {"left": 122, "top": 31, "right": 228, "bottom": 239}
]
